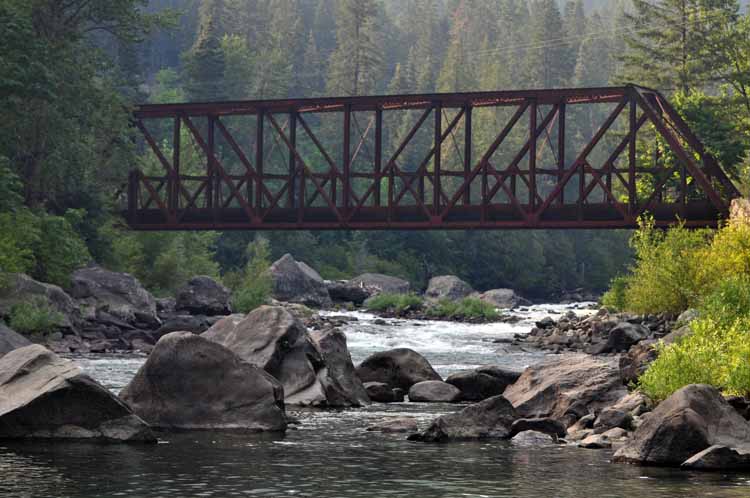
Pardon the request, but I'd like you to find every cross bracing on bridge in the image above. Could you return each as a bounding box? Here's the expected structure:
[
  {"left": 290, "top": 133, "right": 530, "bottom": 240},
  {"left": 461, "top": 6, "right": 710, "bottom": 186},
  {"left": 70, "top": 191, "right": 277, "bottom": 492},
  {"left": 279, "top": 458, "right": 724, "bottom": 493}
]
[{"left": 126, "top": 85, "right": 740, "bottom": 230}]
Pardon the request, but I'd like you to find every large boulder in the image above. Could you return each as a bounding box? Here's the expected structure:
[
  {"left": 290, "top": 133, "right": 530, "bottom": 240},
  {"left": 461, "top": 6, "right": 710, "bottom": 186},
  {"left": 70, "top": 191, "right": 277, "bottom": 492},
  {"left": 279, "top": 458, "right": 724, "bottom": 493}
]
[
  {"left": 120, "top": 332, "right": 286, "bottom": 431},
  {"left": 309, "top": 328, "right": 370, "bottom": 407},
  {"left": 590, "top": 322, "right": 649, "bottom": 354},
  {"left": 478, "top": 289, "right": 530, "bottom": 309},
  {"left": 408, "top": 381, "right": 461, "bottom": 403},
  {"left": 355, "top": 348, "right": 441, "bottom": 390},
  {"left": 0, "top": 323, "right": 31, "bottom": 357},
  {"left": 326, "top": 281, "right": 371, "bottom": 305},
  {"left": 446, "top": 367, "right": 520, "bottom": 401},
  {"left": 408, "top": 395, "right": 518, "bottom": 442},
  {"left": 268, "top": 254, "right": 332, "bottom": 308},
  {"left": 425, "top": 276, "right": 474, "bottom": 301},
  {"left": 364, "top": 382, "right": 403, "bottom": 403},
  {"left": 0, "top": 273, "right": 79, "bottom": 332},
  {"left": 681, "top": 446, "right": 750, "bottom": 471},
  {"left": 503, "top": 354, "right": 627, "bottom": 423},
  {"left": 613, "top": 384, "right": 750, "bottom": 467},
  {"left": 175, "top": 276, "right": 231, "bottom": 316},
  {"left": 71, "top": 266, "right": 159, "bottom": 328},
  {"left": 0, "top": 345, "right": 154, "bottom": 442},
  {"left": 202, "top": 306, "right": 327, "bottom": 406},
  {"left": 350, "top": 273, "right": 410, "bottom": 295}
]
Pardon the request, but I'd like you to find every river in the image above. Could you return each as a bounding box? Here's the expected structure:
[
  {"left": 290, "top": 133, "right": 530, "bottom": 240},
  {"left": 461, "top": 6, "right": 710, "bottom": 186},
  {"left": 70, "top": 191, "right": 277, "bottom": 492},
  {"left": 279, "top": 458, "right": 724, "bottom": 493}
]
[{"left": 1, "top": 304, "right": 749, "bottom": 498}]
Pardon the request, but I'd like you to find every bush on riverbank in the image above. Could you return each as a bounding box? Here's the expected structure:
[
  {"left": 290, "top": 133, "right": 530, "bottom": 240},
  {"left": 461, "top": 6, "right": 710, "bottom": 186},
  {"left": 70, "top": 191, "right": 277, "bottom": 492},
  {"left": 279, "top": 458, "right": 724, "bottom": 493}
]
[
  {"left": 606, "top": 218, "right": 750, "bottom": 401},
  {"left": 8, "top": 299, "right": 64, "bottom": 335},
  {"left": 231, "top": 238, "right": 272, "bottom": 313},
  {"left": 426, "top": 298, "right": 500, "bottom": 321},
  {"left": 365, "top": 294, "right": 424, "bottom": 314}
]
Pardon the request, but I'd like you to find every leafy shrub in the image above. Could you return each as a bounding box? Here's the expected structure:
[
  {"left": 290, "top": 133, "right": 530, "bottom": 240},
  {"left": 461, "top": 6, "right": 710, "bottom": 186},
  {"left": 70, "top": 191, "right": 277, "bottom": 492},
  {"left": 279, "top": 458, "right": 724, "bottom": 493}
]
[
  {"left": 365, "top": 293, "right": 424, "bottom": 313},
  {"left": 638, "top": 277, "right": 750, "bottom": 401},
  {"left": 601, "top": 276, "right": 628, "bottom": 310},
  {"left": 8, "top": 299, "right": 64, "bottom": 335},
  {"left": 232, "top": 238, "right": 272, "bottom": 313},
  {"left": 34, "top": 210, "right": 91, "bottom": 287},
  {"left": 426, "top": 298, "right": 500, "bottom": 320}
]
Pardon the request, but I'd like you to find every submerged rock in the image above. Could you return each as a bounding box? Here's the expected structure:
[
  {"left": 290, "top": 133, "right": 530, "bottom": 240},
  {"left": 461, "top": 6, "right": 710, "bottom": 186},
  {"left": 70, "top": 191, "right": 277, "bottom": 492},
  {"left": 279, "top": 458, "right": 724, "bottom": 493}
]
[
  {"left": 203, "top": 306, "right": 327, "bottom": 406},
  {"left": 0, "top": 323, "right": 31, "bottom": 357},
  {"left": 175, "top": 276, "right": 232, "bottom": 316},
  {"left": 268, "top": 254, "right": 332, "bottom": 308},
  {"left": 613, "top": 384, "right": 750, "bottom": 467},
  {"left": 425, "top": 276, "right": 474, "bottom": 301},
  {"left": 120, "top": 332, "right": 286, "bottom": 432},
  {"left": 0, "top": 345, "right": 154, "bottom": 442},
  {"left": 508, "top": 418, "right": 566, "bottom": 440},
  {"left": 366, "top": 417, "right": 418, "bottom": 433},
  {"left": 408, "top": 381, "right": 461, "bottom": 403},
  {"left": 356, "top": 348, "right": 442, "bottom": 390},
  {"left": 503, "top": 354, "right": 626, "bottom": 423},
  {"left": 408, "top": 395, "right": 518, "bottom": 442},
  {"left": 309, "top": 328, "right": 370, "bottom": 407},
  {"left": 364, "top": 382, "right": 403, "bottom": 403},
  {"left": 681, "top": 445, "right": 750, "bottom": 471}
]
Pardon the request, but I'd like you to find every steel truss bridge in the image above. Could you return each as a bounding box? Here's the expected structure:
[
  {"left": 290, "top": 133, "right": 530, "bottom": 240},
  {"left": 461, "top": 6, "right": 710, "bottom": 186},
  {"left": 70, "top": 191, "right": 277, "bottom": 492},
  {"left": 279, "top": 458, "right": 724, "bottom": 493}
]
[{"left": 126, "top": 85, "right": 740, "bottom": 230}]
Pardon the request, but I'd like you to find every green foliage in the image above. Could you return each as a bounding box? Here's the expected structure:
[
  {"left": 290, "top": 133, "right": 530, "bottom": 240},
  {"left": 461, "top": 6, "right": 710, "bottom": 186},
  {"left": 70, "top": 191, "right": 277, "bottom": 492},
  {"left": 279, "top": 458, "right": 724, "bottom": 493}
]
[
  {"left": 232, "top": 238, "right": 272, "bottom": 313},
  {"left": 8, "top": 299, "right": 64, "bottom": 335},
  {"left": 617, "top": 217, "right": 711, "bottom": 314},
  {"left": 601, "top": 276, "right": 628, "bottom": 311},
  {"left": 365, "top": 293, "right": 424, "bottom": 314},
  {"left": 426, "top": 298, "right": 500, "bottom": 321},
  {"left": 35, "top": 210, "right": 91, "bottom": 287}
]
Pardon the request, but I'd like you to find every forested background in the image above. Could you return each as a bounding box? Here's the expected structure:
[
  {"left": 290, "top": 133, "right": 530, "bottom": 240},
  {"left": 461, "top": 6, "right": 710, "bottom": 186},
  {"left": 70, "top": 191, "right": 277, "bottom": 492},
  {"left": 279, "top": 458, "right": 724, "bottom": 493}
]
[{"left": 2, "top": 0, "right": 749, "bottom": 299}]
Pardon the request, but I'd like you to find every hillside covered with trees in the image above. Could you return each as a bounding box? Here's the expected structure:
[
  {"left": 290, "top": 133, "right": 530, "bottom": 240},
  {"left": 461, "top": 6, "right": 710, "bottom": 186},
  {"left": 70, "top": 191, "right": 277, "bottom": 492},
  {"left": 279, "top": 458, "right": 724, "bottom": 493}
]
[{"left": 1, "top": 0, "right": 749, "bottom": 300}]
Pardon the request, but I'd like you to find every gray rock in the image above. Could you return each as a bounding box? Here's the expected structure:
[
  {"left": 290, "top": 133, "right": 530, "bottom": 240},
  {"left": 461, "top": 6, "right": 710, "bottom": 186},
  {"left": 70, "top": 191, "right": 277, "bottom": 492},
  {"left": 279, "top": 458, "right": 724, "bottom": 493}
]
[
  {"left": 366, "top": 417, "right": 418, "bottom": 433},
  {"left": 326, "top": 281, "right": 371, "bottom": 305},
  {"left": 511, "top": 430, "right": 558, "bottom": 446},
  {"left": 0, "top": 345, "right": 154, "bottom": 442},
  {"left": 408, "top": 381, "right": 461, "bottom": 403},
  {"left": 591, "top": 322, "right": 649, "bottom": 354},
  {"left": 120, "top": 332, "right": 286, "bottom": 432},
  {"left": 620, "top": 326, "right": 691, "bottom": 384},
  {"left": 579, "top": 433, "right": 612, "bottom": 449},
  {"left": 350, "top": 273, "right": 410, "bottom": 295},
  {"left": 681, "top": 445, "right": 750, "bottom": 471},
  {"left": 447, "top": 368, "right": 519, "bottom": 401},
  {"left": 478, "top": 289, "right": 530, "bottom": 309},
  {"left": 175, "top": 276, "right": 231, "bottom": 316},
  {"left": 408, "top": 395, "right": 518, "bottom": 442},
  {"left": 202, "top": 306, "right": 327, "bottom": 406},
  {"left": 0, "top": 323, "right": 31, "bottom": 357},
  {"left": 356, "top": 348, "right": 442, "bottom": 390},
  {"left": 475, "top": 365, "right": 523, "bottom": 384},
  {"left": 154, "top": 315, "right": 211, "bottom": 338},
  {"left": 425, "top": 276, "right": 474, "bottom": 301},
  {"left": 0, "top": 273, "right": 79, "bottom": 332},
  {"left": 364, "top": 382, "right": 401, "bottom": 403},
  {"left": 71, "top": 266, "right": 159, "bottom": 328},
  {"left": 309, "top": 328, "right": 370, "bottom": 407},
  {"left": 593, "top": 408, "right": 634, "bottom": 433},
  {"left": 503, "top": 354, "right": 627, "bottom": 422},
  {"left": 268, "top": 254, "right": 332, "bottom": 308},
  {"left": 613, "top": 384, "right": 750, "bottom": 467},
  {"left": 508, "top": 418, "right": 566, "bottom": 439}
]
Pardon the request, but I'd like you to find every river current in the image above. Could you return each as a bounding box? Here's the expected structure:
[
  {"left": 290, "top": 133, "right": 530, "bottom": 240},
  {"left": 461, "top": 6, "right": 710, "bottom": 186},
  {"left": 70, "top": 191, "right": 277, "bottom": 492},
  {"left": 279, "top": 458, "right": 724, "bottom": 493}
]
[{"left": 2, "top": 304, "right": 749, "bottom": 498}]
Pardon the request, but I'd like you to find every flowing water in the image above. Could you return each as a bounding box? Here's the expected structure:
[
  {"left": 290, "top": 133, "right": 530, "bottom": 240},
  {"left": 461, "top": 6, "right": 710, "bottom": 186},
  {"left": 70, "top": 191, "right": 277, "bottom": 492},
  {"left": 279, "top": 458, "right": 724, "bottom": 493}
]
[{"left": 2, "top": 304, "right": 749, "bottom": 498}]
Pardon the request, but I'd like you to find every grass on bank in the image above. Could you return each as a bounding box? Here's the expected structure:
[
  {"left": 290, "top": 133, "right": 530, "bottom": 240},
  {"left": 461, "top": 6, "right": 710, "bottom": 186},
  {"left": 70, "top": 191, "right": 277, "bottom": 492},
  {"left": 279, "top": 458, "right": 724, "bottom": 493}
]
[
  {"left": 8, "top": 298, "right": 64, "bottom": 335},
  {"left": 603, "top": 216, "right": 750, "bottom": 401},
  {"left": 365, "top": 293, "right": 424, "bottom": 313},
  {"left": 426, "top": 298, "right": 500, "bottom": 320}
]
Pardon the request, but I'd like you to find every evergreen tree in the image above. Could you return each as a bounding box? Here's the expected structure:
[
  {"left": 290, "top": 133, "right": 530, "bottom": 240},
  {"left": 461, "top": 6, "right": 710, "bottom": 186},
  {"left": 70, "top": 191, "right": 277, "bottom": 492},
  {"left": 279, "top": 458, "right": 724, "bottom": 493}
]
[
  {"left": 184, "top": 0, "right": 227, "bottom": 101},
  {"left": 326, "top": 0, "right": 383, "bottom": 96},
  {"left": 524, "top": 0, "right": 570, "bottom": 88},
  {"left": 437, "top": 2, "right": 478, "bottom": 92}
]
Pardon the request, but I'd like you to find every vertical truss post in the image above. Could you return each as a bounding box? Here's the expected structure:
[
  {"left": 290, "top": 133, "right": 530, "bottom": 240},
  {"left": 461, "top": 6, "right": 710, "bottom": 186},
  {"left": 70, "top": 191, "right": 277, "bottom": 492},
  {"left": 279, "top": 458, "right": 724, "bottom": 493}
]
[
  {"left": 558, "top": 103, "right": 565, "bottom": 206},
  {"left": 629, "top": 94, "right": 637, "bottom": 214},
  {"left": 529, "top": 99, "right": 537, "bottom": 211},
  {"left": 171, "top": 116, "right": 181, "bottom": 212},
  {"left": 375, "top": 108, "right": 382, "bottom": 207},
  {"left": 288, "top": 112, "right": 297, "bottom": 208},
  {"left": 343, "top": 105, "right": 351, "bottom": 214},
  {"left": 433, "top": 102, "right": 442, "bottom": 216},
  {"left": 464, "top": 104, "right": 472, "bottom": 205},
  {"left": 207, "top": 115, "right": 216, "bottom": 211},
  {"left": 256, "top": 110, "right": 264, "bottom": 212}
]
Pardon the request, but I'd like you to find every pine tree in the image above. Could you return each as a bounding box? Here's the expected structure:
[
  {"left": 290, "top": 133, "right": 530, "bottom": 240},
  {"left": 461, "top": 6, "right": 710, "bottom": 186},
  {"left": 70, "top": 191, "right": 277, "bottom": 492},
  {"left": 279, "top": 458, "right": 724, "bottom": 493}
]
[
  {"left": 524, "top": 0, "right": 570, "bottom": 88},
  {"left": 563, "top": 0, "right": 587, "bottom": 85},
  {"left": 326, "top": 0, "right": 383, "bottom": 96},
  {"left": 620, "top": 0, "right": 741, "bottom": 93},
  {"left": 436, "top": 2, "right": 478, "bottom": 93},
  {"left": 184, "top": 0, "right": 227, "bottom": 101}
]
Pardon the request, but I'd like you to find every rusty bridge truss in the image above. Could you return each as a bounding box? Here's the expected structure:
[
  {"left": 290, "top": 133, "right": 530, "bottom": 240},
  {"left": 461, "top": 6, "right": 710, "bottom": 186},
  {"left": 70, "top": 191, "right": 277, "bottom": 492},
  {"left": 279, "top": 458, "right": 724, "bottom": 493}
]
[{"left": 126, "top": 85, "right": 740, "bottom": 230}]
